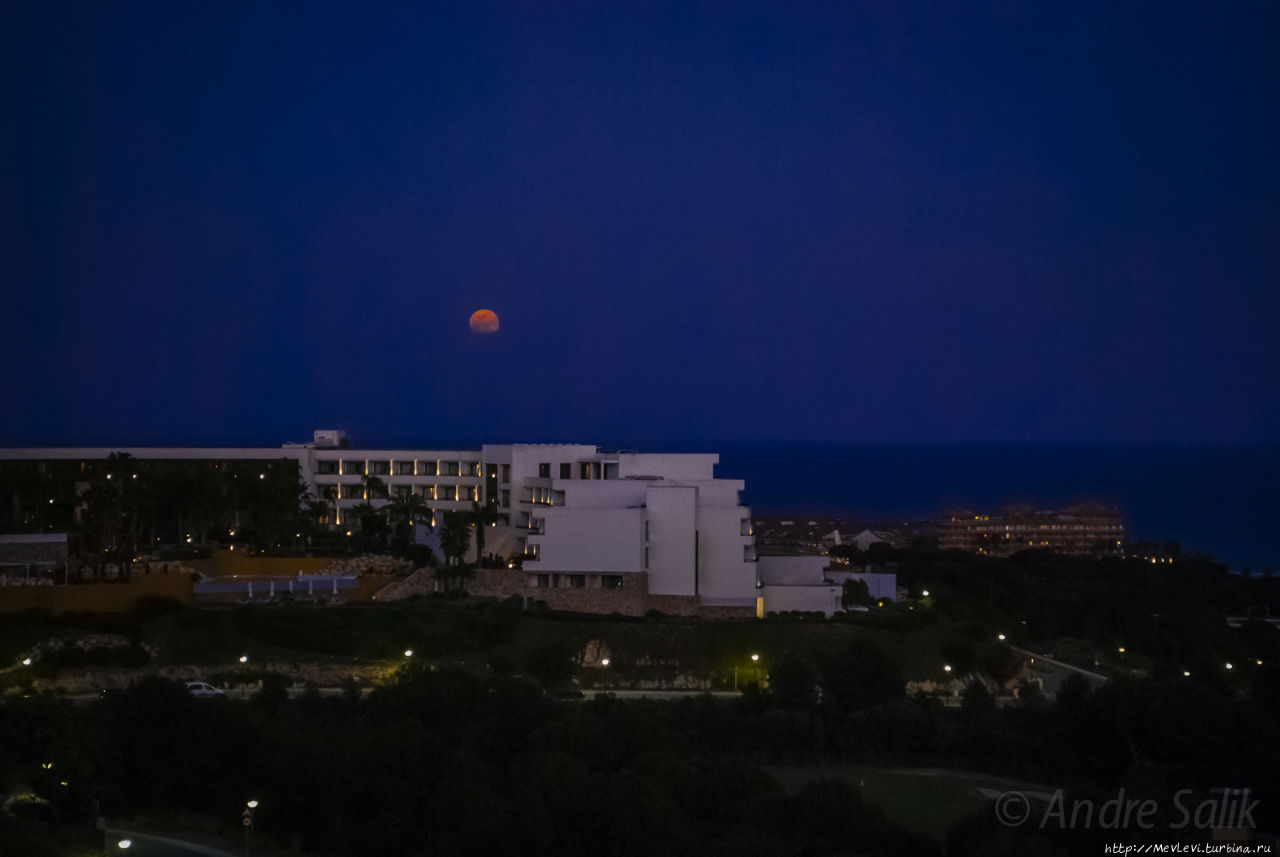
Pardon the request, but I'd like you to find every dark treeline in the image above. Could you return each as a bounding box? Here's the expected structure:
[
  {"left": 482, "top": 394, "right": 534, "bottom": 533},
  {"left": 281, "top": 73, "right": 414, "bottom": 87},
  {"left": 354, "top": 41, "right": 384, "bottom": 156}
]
[
  {"left": 836, "top": 544, "right": 1280, "bottom": 673},
  {"left": 4, "top": 641, "right": 1280, "bottom": 856},
  {"left": 1, "top": 668, "right": 943, "bottom": 857}
]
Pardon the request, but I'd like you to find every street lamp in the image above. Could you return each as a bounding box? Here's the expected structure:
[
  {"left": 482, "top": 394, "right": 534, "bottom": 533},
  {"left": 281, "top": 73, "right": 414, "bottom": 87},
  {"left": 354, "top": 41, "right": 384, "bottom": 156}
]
[
  {"left": 243, "top": 800, "right": 259, "bottom": 856},
  {"left": 403, "top": 649, "right": 413, "bottom": 658},
  {"left": 943, "top": 665, "right": 953, "bottom": 673},
  {"left": 997, "top": 634, "right": 1006, "bottom": 641},
  {"left": 921, "top": 590, "right": 930, "bottom": 597},
  {"left": 239, "top": 655, "right": 249, "bottom": 664},
  {"left": 117, "top": 840, "right": 132, "bottom": 850},
  {"left": 21, "top": 658, "right": 32, "bottom": 666},
  {"left": 600, "top": 658, "right": 609, "bottom": 666},
  {"left": 735, "top": 654, "right": 761, "bottom": 691}
]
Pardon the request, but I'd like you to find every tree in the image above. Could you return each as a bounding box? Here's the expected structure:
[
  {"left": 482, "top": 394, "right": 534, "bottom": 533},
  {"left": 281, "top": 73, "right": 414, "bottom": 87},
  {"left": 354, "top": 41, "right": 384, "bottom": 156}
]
[
  {"left": 362, "top": 474, "right": 388, "bottom": 500},
  {"left": 961, "top": 678, "right": 996, "bottom": 715},
  {"left": 350, "top": 502, "right": 388, "bottom": 550},
  {"left": 842, "top": 578, "right": 873, "bottom": 610},
  {"left": 306, "top": 488, "right": 335, "bottom": 532},
  {"left": 438, "top": 511, "right": 474, "bottom": 592},
  {"left": 822, "top": 638, "right": 903, "bottom": 713},
  {"left": 467, "top": 500, "right": 498, "bottom": 563},
  {"left": 770, "top": 652, "right": 820, "bottom": 709},
  {"left": 385, "top": 493, "right": 429, "bottom": 548}
]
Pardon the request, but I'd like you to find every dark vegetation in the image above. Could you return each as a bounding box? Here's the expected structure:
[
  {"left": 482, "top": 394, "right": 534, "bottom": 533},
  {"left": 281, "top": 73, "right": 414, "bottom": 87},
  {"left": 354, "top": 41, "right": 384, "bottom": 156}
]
[
  {"left": 2, "top": 546, "right": 1279, "bottom": 854},
  {"left": 0, "top": 455, "right": 442, "bottom": 561}
]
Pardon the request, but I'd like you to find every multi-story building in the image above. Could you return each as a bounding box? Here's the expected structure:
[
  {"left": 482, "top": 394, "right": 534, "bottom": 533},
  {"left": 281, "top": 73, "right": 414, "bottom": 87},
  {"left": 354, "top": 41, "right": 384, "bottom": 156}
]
[
  {"left": 476, "top": 444, "right": 756, "bottom": 616},
  {"left": 0, "top": 432, "right": 759, "bottom": 617},
  {"left": 938, "top": 503, "right": 1124, "bottom": 557}
]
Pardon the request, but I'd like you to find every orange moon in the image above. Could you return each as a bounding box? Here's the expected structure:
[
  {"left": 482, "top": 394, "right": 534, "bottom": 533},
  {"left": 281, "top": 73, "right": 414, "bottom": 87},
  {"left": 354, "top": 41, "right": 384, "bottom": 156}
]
[{"left": 469, "top": 309, "right": 499, "bottom": 333}]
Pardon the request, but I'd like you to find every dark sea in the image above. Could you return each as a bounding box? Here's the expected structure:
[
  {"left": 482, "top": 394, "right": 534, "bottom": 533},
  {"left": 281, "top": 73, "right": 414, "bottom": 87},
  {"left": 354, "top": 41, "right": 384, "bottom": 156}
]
[{"left": 673, "top": 443, "right": 1279, "bottom": 573}]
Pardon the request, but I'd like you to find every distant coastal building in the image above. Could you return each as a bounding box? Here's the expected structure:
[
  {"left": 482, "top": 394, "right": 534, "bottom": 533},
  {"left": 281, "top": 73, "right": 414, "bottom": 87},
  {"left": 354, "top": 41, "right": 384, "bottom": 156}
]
[
  {"left": 0, "top": 431, "right": 757, "bottom": 617},
  {"left": 938, "top": 504, "right": 1124, "bottom": 557}
]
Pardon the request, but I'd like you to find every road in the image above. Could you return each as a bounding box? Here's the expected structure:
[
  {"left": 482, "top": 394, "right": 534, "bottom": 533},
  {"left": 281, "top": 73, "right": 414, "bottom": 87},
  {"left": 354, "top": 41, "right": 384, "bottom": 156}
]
[
  {"left": 580, "top": 688, "right": 741, "bottom": 701},
  {"left": 1010, "top": 645, "right": 1109, "bottom": 696},
  {"left": 65, "top": 685, "right": 358, "bottom": 705},
  {"left": 105, "top": 829, "right": 237, "bottom": 857},
  {"left": 71, "top": 686, "right": 736, "bottom": 705}
]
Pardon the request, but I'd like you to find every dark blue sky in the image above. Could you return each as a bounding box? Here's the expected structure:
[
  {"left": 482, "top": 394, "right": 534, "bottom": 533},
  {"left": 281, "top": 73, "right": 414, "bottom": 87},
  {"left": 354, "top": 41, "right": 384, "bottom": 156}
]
[{"left": 3, "top": 1, "right": 1278, "bottom": 447}]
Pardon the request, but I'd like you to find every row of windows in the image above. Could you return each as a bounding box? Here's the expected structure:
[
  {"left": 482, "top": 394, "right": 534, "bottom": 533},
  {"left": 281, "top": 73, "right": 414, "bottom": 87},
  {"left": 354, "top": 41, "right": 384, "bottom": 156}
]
[
  {"left": 537, "top": 462, "right": 606, "bottom": 479},
  {"left": 316, "top": 460, "right": 497, "bottom": 478},
  {"left": 333, "top": 484, "right": 481, "bottom": 501}
]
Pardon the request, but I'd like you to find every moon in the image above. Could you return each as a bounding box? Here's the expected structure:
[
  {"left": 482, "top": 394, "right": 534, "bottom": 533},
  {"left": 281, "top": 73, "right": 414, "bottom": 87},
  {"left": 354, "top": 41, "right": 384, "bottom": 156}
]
[{"left": 469, "top": 309, "right": 499, "bottom": 333}]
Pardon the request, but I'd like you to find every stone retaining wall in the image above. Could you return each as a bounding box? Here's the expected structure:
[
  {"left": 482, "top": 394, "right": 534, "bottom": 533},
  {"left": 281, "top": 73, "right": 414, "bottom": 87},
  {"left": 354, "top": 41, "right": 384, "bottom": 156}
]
[{"left": 376, "top": 567, "right": 755, "bottom": 619}]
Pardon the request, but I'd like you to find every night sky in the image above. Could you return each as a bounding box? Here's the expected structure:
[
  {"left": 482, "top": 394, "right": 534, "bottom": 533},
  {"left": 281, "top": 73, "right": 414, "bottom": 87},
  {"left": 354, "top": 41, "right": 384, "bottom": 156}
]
[{"left": 4, "top": 1, "right": 1278, "bottom": 448}]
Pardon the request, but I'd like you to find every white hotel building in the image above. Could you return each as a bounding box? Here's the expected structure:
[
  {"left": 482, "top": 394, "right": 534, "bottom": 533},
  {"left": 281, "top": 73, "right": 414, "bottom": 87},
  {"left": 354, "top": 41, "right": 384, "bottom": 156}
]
[{"left": 1, "top": 431, "right": 760, "bottom": 617}]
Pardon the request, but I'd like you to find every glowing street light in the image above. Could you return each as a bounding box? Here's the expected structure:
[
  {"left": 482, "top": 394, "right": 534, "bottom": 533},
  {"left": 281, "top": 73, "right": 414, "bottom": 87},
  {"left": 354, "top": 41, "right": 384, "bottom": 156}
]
[
  {"left": 239, "top": 655, "right": 249, "bottom": 664},
  {"left": 997, "top": 634, "right": 1006, "bottom": 641},
  {"left": 243, "top": 800, "right": 259, "bottom": 855},
  {"left": 1225, "top": 662, "right": 1233, "bottom": 670},
  {"left": 22, "top": 658, "right": 32, "bottom": 666},
  {"left": 921, "top": 590, "right": 930, "bottom": 597},
  {"left": 117, "top": 840, "right": 132, "bottom": 850},
  {"left": 403, "top": 649, "right": 413, "bottom": 658},
  {"left": 1183, "top": 671, "right": 1192, "bottom": 677},
  {"left": 735, "top": 654, "right": 762, "bottom": 690},
  {"left": 1117, "top": 647, "right": 1126, "bottom": 654},
  {"left": 943, "top": 665, "right": 953, "bottom": 673}
]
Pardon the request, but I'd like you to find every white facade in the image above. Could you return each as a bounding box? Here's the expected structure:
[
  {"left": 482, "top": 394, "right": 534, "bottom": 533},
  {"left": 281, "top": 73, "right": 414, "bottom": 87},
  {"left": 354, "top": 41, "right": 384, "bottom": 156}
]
[
  {"left": 825, "top": 569, "right": 898, "bottom": 602},
  {"left": 755, "top": 554, "right": 897, "bottom": 617},
  {"left": 756, "top": 554, "right": 842, "bottom": 617},
  {"left": 487, "top": 444, "right": 756, "bottom": 607}
]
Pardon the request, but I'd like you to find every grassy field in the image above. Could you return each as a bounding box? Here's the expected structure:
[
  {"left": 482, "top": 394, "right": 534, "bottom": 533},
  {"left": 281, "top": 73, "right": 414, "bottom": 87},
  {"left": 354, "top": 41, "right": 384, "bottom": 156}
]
[{"left": 768, "top": 764, "right": 1051, "bottom": 840}]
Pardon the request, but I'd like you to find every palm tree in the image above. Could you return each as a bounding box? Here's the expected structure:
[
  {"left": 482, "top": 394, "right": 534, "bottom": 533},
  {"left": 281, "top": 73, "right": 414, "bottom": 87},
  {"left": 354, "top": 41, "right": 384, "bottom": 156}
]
[
  {"left": 467, "top": 500, "right": 499, "bottom": 564},
  {"left": 304, "top": 486, "right": 336, "bottom": 532},
  {"left": 350, "top": 502, "right": 388, "bottom": 550},
  {"left": 438, "top": 511, "right": 473, "bottom": 591},
  {"left": 362, "top": 474, "right": 388, "bottom": 501},
  {"left": 386, "top": 493, "right": 429, "bottom": 546}
]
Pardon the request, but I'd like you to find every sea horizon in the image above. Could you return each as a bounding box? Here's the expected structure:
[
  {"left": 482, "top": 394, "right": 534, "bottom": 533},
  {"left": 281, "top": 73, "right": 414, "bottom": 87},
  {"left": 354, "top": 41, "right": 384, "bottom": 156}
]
[{"left": 686, "top": 441, "right": 1278, "bottom": 574}]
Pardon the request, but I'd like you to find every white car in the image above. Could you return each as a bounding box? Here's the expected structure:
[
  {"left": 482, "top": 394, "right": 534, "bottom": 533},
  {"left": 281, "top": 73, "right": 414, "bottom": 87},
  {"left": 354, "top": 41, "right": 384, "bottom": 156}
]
[{"left": 186, "top": 681, "right": 226, "bottom": 698}]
